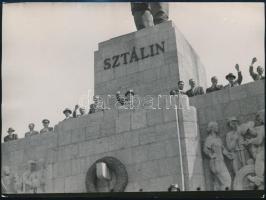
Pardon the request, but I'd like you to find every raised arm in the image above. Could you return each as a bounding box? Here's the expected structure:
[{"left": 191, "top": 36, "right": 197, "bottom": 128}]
[
  {"left": 235, "top": 64, "right": 243, "bottom": 85},
  {"left": 249, "top": 57, "right": 258, "bottom": 81}
]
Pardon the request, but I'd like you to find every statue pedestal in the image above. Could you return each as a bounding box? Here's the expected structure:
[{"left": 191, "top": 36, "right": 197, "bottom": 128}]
[{"left": 94, "top": 21, "right": 207, "bottom": 97}]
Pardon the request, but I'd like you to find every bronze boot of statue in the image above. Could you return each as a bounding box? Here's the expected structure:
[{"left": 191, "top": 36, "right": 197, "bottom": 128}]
[{"left": 131, "top": 2, "right": 169, "bottom": 30}]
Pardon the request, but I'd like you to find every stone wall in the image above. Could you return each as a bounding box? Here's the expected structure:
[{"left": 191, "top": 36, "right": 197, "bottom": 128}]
[
  {"left": 94, "top": 21, "right": 207, "bottom": 97},
  {"left": 2, "top": 97, "right": 205, "bottom": 193},
  {"left": 189, "top": 79, "right": 265, "bottom": 190},
  {"left": 2, "top": 80, "right": 263, "bottom": 193}
]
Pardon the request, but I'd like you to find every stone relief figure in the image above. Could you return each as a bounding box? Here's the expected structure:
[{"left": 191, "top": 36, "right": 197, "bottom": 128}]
[
  {"left": 21, "top": 160, "right": 46, "bottom": 193},
  {"left": 233, "top": 110, "right": 265, "bottom": 190},
  {"left": 131, "top": 2, "right": 169, "bottom": 30},
  {"left": 245, "top": 110, "right": 264, "bottom": 189},
  {"left": 225, "top": 117, "right": 249, "bottom": 175},
  {"left": 203, "top": 121, "right": 232, "bottom": 190},
  {"left": 1, "top": 166, "right": 18, "bottom": 193}
]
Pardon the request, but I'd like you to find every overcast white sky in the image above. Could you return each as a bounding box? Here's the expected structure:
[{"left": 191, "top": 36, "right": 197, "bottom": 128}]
[{"left": 2, "top": 2, "right": 265, "bottom": 140}]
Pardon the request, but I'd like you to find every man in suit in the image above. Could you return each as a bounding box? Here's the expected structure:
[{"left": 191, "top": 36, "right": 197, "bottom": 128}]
[
  {"left": 89, "top": 95, "right": 104, "bottom": 114},
  {"left": 73, "top": 105, "right": 86, "bottom": 118},
  {"left": 63, "top": 108, "right": 72, "bottom": 120},
  {"left": 170, "top": 81, "right": 186, "bottom": 95},
  {"left": 249, "top": 57, "right": 264, "bottom": 81},
  {"left": 131, "top": 2, "right": 169, "bottom": 30},
  {"left": 40, "top": 119, "right": 53, "bottom": 134},
  {"left": 4, "top": 128, "right": 18, "bottom": 142},
  {"left": 206, "top": 76, "right": 223, "bottom": 93},
  {"left": 186, "top": 79, "right": 204, "bottom": 97},
  {"left": 225, "top": 64, "right": 243, "bottom": 88},
  {"left": 25, "top": 123, "right": 39, "bottom": 137}
]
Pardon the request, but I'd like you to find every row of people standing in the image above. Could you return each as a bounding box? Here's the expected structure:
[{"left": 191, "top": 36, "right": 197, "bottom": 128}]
[
  {"left": 3, "top": 96, "right": 104, "bottom": 142},
  {"left": 4, "top": 119, "right": 53, "bottom": 142},
  {"left": 170, "top": 57, "right": 264, "bottom": 97}
]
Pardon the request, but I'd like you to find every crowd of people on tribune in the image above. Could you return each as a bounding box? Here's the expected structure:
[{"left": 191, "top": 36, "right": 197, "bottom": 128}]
[{"left": 3, "top": 57, "right": 264, "bottom": 142}]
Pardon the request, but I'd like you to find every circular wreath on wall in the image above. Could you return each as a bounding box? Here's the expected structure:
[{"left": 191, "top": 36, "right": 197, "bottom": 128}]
[{"left": 85, "top": 156, "right": 128, "bottom": 192}]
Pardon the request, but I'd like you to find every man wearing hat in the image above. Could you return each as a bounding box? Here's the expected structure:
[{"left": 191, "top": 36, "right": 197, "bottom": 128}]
[
  {"left": 40, "top": 119, "right": 53, "bottom": 134},
  {"left": 225, "top": 64, "right": 243, "bottom": 88},
  {"left": 4, "top": 127, "right": 18, "bottom": 142},
  {"left": 249, "top": 57, "right": 264, "bottom": 81},
  {"left": 170, "top": 80, "right": 186, "bottom": 95},
  {"left": 186, "top": 79, "right": 204, "bottom": 97},
  {"left": 63, "top": 108, "right": 72, "bottom": 120},
  {"left": 25, "top": 123, "right": 39, "bottom": 137},
  {"left": 225, "top": 116, "right": 247, "bottom": 175}
]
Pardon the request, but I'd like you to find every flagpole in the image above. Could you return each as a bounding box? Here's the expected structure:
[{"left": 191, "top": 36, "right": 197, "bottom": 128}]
[{"left": 174, "top": 94, "right": 185, "bottom": 191}]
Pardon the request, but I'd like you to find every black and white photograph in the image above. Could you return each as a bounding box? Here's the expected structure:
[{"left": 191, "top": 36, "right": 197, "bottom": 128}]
[{"left": 1, "top": 1, "right": 265, "bottom": 196}]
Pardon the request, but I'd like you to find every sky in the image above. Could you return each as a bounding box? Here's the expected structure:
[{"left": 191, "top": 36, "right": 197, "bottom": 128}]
[{"left": 2, "top": 2, "right": 265, "bottom": 140}]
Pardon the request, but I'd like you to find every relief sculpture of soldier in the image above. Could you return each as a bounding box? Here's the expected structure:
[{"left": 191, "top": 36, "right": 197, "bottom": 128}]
[
  {"left": 21, "top": 160, "right": 46, "bottom": 193},
  {"left": 131, "top": 2, "right": 169, "bottom": 30},
  {"left": 225, "top": 117, "right": 249, "bottom": 176},
  {"left": 244, "top": 110, "right": 265, "bottom": 189},
  {"left": 203, "top": 121, "right": 232, "bottom": 191},
  {"left": 1, "top": 166, "right": 20, "bottom": 193},
  {"left": 232, "top": 110, "right": 265, "bottom": 190}
]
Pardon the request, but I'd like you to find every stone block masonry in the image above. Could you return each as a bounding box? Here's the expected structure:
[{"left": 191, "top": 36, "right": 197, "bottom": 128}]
[
  {"left": 189, "top": 79, "right": 265, "bottom": 190},
  {"left": 2, "top": 19, "right": 263, "bottom": 193},
  {"left": 2, "top": 95, "right": 205, "bottom": 192},
  {"left": 94, "top": 21, "right": 207, "bottom": 97}
]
